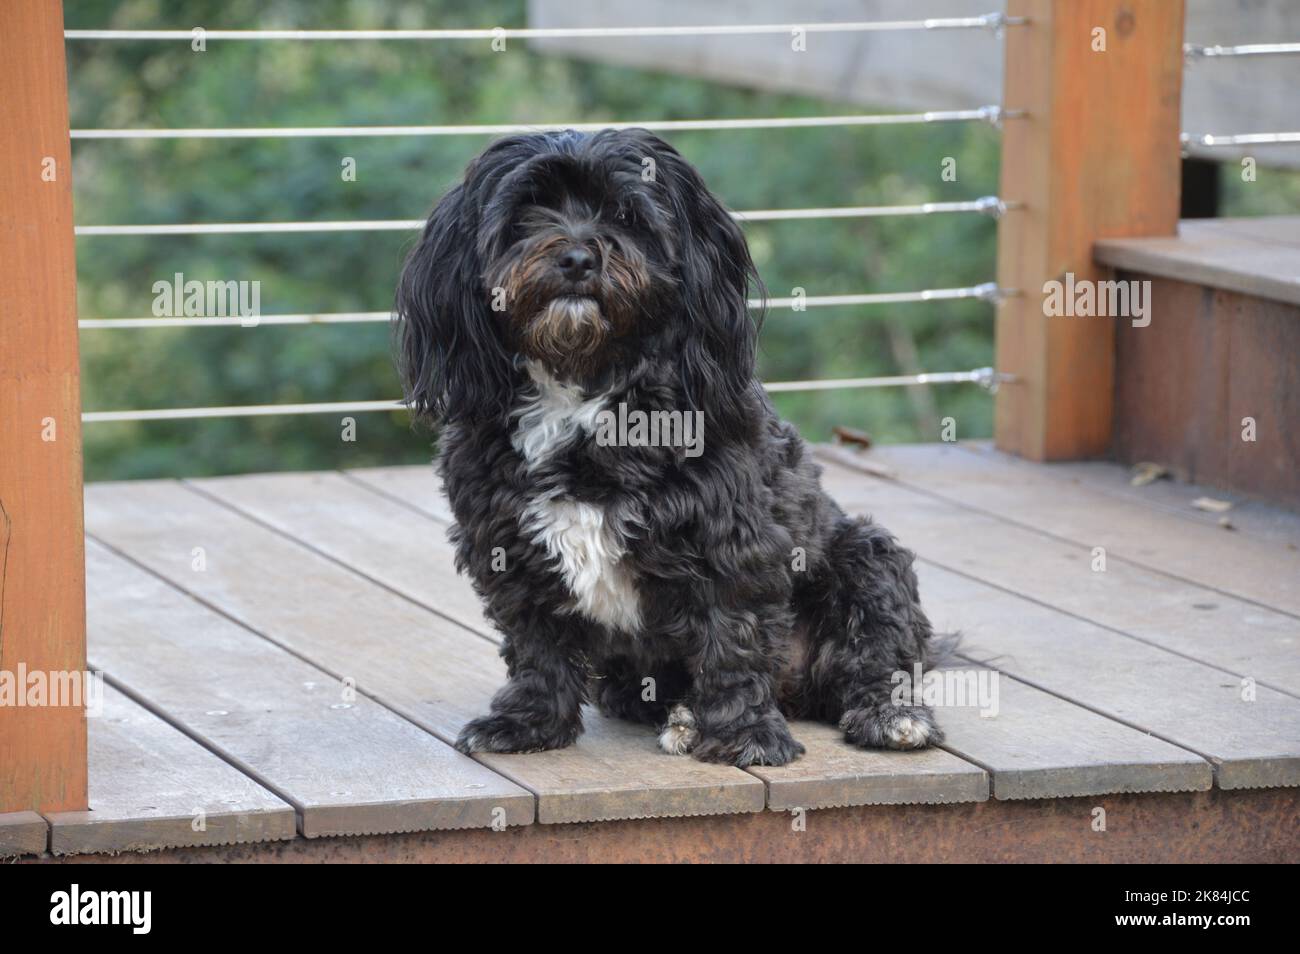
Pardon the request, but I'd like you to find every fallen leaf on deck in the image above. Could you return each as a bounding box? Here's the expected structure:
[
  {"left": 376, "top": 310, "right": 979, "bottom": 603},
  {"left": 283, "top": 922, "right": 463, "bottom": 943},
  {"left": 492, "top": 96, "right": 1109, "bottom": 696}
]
[
  {"left": 831, "top": 425, "right": 873, "bottom": 449},
  {"left": 1191, "top": 496, "right": 1234, "bottom": 514},
  {"left": 1130, "top": 462, "right": 1168, "bottom": 487}
]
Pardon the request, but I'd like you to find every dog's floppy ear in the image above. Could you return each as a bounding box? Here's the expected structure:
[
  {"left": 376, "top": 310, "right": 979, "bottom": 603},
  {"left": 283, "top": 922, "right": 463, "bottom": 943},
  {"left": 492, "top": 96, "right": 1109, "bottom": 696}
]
[
  {"left": 652, "top": 141, "right": 763, "bottom": 430},
  {"left": 395, "top": 180, "right": 513, "bottom": 424}
]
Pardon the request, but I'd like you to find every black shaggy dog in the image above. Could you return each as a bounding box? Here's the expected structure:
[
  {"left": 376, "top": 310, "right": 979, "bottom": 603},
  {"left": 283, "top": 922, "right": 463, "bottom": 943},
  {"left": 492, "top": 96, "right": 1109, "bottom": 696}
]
[{"left": 396, "top": 128, "right": 945, "bottom": 767}]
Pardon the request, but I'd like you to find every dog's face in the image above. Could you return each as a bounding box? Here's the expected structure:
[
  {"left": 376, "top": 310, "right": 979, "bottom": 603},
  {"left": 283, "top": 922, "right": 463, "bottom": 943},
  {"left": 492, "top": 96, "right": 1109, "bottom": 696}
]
[
  {"left": 396, "top": 128, "right": 761, "bottom": 424},
  {"left": 478, "top": 137, "right": 678, "bottom": 380}
]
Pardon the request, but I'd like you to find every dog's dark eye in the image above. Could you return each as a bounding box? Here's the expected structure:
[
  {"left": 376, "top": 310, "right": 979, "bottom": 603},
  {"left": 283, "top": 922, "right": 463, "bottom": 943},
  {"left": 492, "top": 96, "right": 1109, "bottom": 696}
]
[{"left": 613, "top": 203, "right": 645, "bottom": 230}]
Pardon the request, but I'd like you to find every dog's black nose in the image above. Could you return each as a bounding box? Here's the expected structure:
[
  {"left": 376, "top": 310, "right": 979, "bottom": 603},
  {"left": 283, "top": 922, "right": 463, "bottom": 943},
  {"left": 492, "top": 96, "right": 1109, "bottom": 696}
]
[{"left": 558, "top": 246, "right": 598, "bottom": 282}]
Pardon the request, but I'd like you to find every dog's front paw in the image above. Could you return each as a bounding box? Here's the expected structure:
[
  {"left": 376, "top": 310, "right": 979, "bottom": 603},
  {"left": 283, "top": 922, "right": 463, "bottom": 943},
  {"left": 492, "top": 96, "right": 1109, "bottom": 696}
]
[
  {"left": 840, "top": 702, "right": 943, "bottom": 750},
  {"left": 454, "top": 712, "right": 579, "bottom": 755},
  {"left": 693, "top": 717, "right": 805, "bottom": 767}
]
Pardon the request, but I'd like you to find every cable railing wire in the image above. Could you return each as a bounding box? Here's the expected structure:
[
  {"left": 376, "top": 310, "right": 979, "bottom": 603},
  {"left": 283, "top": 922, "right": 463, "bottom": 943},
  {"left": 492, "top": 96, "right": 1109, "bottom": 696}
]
[
  {"left": 1184, "top": 41, "right": 1300, "bottom": 59},
  {"left": 764, "top": 367, "right": 1011, "bottom": 393},
  {"left": 763, "top": 283, "right": 1012, "bottom": 309},
  {"left": 1182, "top": 40, "right": 1300, "bottom": 149},
  {"left": 64, "top": 15, "right": 1026, "bottom": 42},
  {"left": 82, "top": 400, "right": 406, "bottom": 422},
  {"left": 74, "top": 196, "right": 1017, "bottom": 237},
  {"left": 79, "top": 283, "right": 1014, "bottom": 329},
  {"left": 81, "top": 368, "right": 1014, "bottom": 423},
  {"left": 737, "top": 196, "right": 1016, "bottom": 222},
  {"left": 70, "top": 107, "right": 1019, "bottom": 140},
  {"left": 1182, "top": 131, "right": 1300, "bottom": 147},
  {"left": 79, "top": 311, "right": 393, "bottom": 329}
]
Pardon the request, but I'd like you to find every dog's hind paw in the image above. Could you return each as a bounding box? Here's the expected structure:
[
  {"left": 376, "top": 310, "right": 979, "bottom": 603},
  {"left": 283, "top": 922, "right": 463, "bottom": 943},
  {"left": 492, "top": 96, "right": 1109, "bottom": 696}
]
[
  {"left": 657, "top": 704, "right": 699, "bottom": 755},
  {"left": 840, "top": 703, "right": 943, "bottom": 750}
]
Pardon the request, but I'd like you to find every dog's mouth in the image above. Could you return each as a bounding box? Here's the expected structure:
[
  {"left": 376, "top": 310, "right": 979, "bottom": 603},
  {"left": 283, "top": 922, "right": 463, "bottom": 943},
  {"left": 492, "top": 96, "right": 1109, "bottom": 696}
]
[
  {"left": 520, "top": 293, "right": 610, "bottom": 373},
  {"left": 537, "top": 293, "right": 604, "bottom": 332}
]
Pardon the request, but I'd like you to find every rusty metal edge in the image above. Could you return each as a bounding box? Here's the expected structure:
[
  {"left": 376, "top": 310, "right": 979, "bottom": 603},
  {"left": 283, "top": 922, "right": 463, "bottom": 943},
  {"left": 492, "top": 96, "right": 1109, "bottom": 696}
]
[{"left": 21, "top": 786, "right": 1298, "bottom": 864}]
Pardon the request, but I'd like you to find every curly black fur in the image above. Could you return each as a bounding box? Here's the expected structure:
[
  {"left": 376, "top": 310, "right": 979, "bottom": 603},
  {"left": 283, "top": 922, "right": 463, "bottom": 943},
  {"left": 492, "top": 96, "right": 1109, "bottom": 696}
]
[{"left": 395, "top": 129, "right": 946, "bottom": 766}]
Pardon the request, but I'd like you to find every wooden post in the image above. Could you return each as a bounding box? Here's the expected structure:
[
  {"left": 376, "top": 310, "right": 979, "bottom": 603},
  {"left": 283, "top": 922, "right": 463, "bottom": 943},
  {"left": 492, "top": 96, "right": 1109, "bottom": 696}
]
[
  {"left": 0, "top": 0, "right": 89, "bottom": 813},
  {"left": 994, "top": 0, "right": 1185, "bottom": 460}
]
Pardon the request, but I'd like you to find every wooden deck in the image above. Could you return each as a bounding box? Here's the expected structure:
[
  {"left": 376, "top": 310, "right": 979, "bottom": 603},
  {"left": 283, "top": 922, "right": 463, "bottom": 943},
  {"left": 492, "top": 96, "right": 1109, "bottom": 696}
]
[{"left": 9, "top": 442, "right": 1300, "bottom": 861}]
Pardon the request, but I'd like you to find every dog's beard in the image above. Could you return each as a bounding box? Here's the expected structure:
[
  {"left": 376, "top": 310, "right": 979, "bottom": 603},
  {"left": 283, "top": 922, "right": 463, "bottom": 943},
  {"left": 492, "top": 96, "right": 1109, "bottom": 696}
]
[
  {"left": 521, "top": 295, "right": 610, "bottom": 376},
  {"left": 490, "top": 227, "right": 659, "bottom": 381}
]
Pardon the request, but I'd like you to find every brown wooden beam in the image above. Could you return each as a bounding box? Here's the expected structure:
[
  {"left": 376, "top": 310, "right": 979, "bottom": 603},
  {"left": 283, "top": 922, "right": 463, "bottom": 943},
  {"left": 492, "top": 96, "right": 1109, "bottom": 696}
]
[
  {"left": 994, "top": 0, "right": 1185, "bottom": 460},
  {"left": 0, "top": 0, "right": 88, "bottom": 813}
]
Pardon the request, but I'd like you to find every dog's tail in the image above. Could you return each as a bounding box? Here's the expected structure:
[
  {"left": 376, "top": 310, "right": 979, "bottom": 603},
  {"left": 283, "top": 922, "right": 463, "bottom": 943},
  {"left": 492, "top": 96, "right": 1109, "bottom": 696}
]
[{"left": 926, "top": 629, "right": 963, "bottom": 670}]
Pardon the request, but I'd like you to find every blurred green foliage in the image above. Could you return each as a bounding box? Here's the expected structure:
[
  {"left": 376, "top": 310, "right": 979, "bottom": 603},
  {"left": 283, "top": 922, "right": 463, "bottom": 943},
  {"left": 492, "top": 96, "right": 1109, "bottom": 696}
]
[{"left": 64, "top": 1, "right": 1294, "bottom": 480}]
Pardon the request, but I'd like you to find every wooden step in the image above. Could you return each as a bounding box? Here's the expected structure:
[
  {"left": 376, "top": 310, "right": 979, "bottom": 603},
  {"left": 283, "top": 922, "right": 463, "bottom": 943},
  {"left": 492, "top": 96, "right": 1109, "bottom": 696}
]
[
  {"left": 1095, "top": 216, "right": 1300, "bottom": 306},
  {"left": 1093, "top": 216, "right": 1300, "bottom": 508}
]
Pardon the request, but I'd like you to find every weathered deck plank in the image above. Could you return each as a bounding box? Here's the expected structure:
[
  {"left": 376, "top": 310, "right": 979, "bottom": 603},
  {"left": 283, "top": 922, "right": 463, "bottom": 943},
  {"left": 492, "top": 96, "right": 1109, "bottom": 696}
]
[
  {"left": 189, "top": 471, "right": 485, "bottom": 633},
  {"left": 84, "top": 480, "right": 765, "bottom": 824},
  {"left": 936, "top": 673, "right": 1211, "bottom": 799},
  {"left": 824, "top": 443, "right": 1300, "bottom": 616},
  {"left": 982, "top": 446, "right": 1300, "bottom": 550},
  {"left": 924, "top": 564, "right": 1300, "bottom": 789},
  {"left": 751, "top": 722, "right": 988, "bottom": 810},
  {"left": 44, "top": 685, "right": 296, "bottom": 855},
  {"left": 85, "top": 539, "right": 534, "bottom": 838},
  {"left": 345, "top": 466, "right": 453, "bottom": 524},
  {"left": 817, "top": 455, "right": 1300, "bottom": 788},
  {"left": 818, "top": 453, "right": 1300, "bottom": 697},
  {"left": 0, "top": 811, "right": 48, "bottom": 857},
  {"left": 478, "top": 715, "right": 764, "bottom": 823},
  {"left": 197, "top": 469, "right": 992, "bottom": 809},
  {"left": 348, "top": 465, "right": 454, "bottom": 522}
]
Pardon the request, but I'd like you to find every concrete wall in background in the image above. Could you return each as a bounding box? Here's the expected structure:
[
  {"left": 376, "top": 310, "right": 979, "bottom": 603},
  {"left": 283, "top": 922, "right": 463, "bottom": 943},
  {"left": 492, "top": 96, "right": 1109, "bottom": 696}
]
[{"left": 528, "top": 0, "right": 1300, "bottom": 169}]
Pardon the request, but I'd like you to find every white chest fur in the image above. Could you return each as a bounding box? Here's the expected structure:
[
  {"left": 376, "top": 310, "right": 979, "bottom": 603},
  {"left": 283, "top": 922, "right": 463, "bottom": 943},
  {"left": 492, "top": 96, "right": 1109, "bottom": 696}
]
[{"left": 511, "top": 364, "right": 642, "bottom": 634}]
